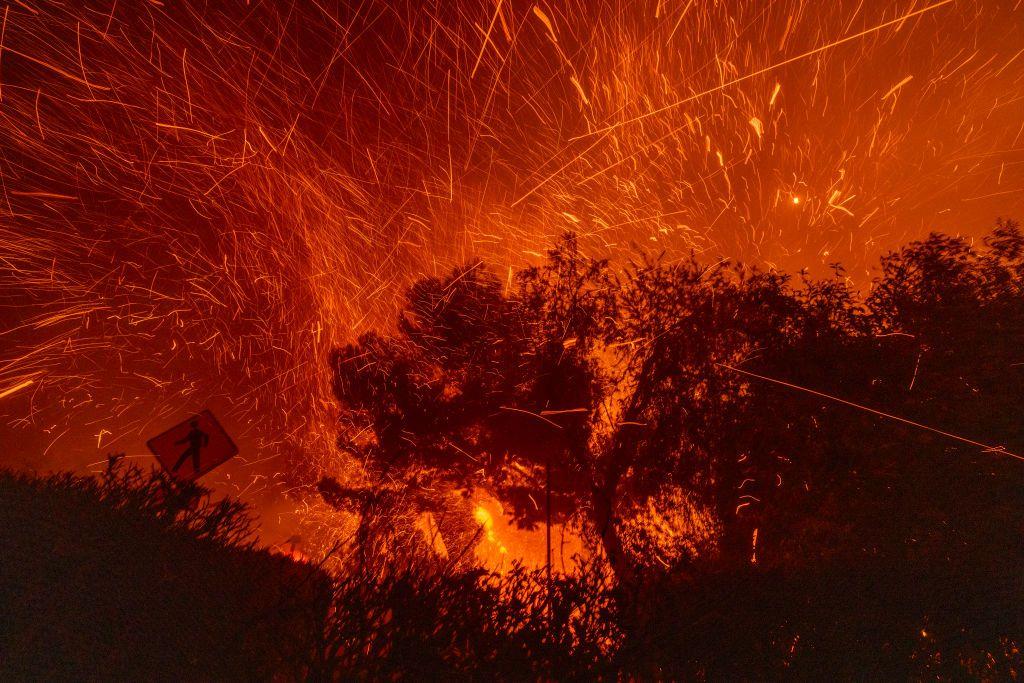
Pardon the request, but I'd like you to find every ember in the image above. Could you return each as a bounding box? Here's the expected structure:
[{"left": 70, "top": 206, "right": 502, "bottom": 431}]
[{"left": 2, "top": 2, "right": 1024, "bottom": 676}]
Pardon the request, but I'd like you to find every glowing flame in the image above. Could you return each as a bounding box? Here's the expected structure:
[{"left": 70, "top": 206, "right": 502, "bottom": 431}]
[
  {"left": 474, "top": 505, "right": 508, "bottom": 557},
  {"left": 0, "top": 0, "right": 1021, "bottom": 559}
]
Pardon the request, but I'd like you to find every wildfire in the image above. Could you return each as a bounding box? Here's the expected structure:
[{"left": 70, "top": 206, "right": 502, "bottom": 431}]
[
  {"left": 471, "top": 494, "right": 587, "bottom": 572},
  {"left": 473, "top": 504, "right": 509, "bottom": 558},
  {"left": 1, "top": 0, "right": 1022, "bottom": 559}
]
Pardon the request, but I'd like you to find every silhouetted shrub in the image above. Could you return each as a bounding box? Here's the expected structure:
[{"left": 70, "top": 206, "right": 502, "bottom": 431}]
[
  {"left": 6, "top": 223, "right": 1024, "bottom": 679},
  {"left": 0, "top": 461, "right": 330, "bottom": 681}
]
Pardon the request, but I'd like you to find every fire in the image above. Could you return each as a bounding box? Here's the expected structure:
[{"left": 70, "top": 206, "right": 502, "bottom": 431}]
[
  {"left": 473, "top": 505, "right": 509, "bottom": 558},
  {"left": 0, "top": 0, "right": 1021, "bottom": 562}
]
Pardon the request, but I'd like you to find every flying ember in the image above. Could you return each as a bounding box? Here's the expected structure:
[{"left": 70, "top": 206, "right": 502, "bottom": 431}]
[{"left": 0, "top": 0, "right": 1022, "bottom": 557}]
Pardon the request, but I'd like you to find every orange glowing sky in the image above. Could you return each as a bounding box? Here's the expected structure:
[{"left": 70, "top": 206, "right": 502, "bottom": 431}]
[{"left": 1, "top": 0, "right": 1022, "bottom": 547}]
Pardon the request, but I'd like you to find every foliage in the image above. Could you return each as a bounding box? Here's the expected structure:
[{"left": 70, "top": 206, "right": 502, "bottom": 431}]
[
  {"left": 0, "top": 461, "right": 328, "bottom": 681},
  {"left": 321, "top": 220, "right": 1024, "bottom": 676},
  {"left": 6, "top": 222, "right": 1024, "bottom": 678},
  {"left": 315, "top": 557, "right": 618, "bottom": 680},
  {"left": 330, "top": 222, "right": 1024, "bottom": 581}
]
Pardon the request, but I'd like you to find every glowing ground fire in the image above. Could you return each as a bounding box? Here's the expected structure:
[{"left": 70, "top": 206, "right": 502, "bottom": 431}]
[{"left": 1, "top": 0, "right": 1022, "bottom": 560}]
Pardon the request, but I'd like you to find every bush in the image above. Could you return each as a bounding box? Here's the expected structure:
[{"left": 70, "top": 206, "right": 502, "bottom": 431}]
[{"left": 0, "top": 461, "right": 330, "bottom": 681}]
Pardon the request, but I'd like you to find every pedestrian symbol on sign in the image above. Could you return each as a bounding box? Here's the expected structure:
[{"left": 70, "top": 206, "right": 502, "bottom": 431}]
[
  {"left": 147, "top": 410, "right": 237, "bottom": 481},
  {"left": 172, "top": 419, "right": 210, "bottom": 474}
]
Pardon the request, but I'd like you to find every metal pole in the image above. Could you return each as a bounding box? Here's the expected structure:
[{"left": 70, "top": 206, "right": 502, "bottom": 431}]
[{"left": 546, "top": 451, "right": 552, "bottom": 634}]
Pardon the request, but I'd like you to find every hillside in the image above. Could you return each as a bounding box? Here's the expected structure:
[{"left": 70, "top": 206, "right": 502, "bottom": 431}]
[{"left": 0, "top": 465, "right": 330, "bottom": 680}]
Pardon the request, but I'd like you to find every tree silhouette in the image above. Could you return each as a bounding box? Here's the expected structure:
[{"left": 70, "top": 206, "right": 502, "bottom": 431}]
[
  {"left": 6, "top": 222, "right": 1024, "bottom": 678},
  {"left": 328, "top": 223, "right": 1024, "bottom": 592},
  {"left": 327, "top": 236, "right": 620, "bottom": 573}
]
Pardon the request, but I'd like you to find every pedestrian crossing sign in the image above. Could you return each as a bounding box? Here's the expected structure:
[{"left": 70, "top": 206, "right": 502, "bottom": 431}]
[{"left": 147, "top": 410, "right": 238, "bottom": 481}]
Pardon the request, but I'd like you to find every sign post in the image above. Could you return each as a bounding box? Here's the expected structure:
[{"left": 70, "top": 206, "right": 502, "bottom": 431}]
[{"left": 147, "top": 410, "right": 238, "bottom": 481}]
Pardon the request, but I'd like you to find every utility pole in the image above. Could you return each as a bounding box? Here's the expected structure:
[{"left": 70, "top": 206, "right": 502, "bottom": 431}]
[{"left": 545, "top": 449, "right": 552, "bottom": 636}]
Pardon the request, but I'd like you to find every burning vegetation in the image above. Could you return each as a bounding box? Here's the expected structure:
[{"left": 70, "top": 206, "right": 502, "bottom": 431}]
[
  {"left": 318, "top": 223, "right": 1024, "bottom": 582},
  {"left": 4, "top": 0, "right": 1024, "bottom": 677},
  {"left": 6, "top": 223, "right": 1024, "bottom": 677}
]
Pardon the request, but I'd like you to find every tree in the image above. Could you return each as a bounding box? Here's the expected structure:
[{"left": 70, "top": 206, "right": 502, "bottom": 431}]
[
  {"left": 327, "top": 223, "right": 1024, "bottom": 588},
  {"left": 327, "top": 237, "right": 629, "bottom": 575},
  {"left": 325, "top": 235, "right": 827, "bottom": 579}
]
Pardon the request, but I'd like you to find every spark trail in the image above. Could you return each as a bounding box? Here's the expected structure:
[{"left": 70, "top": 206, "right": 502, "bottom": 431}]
[{"left": 0, "top": 0, "right": 1021, "bottom": 550}]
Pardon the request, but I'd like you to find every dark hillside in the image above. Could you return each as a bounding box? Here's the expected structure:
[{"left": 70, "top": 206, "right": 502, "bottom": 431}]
[{"left": 0, "top": 465, "right": 329, "bottom": 681}]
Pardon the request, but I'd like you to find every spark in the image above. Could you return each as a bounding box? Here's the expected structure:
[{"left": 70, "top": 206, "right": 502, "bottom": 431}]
[
  {"left": 0, "top": 0, "right": 1020, "bottom": 557},
  {"left": 0, "top": 378, "right": 36, "bottom": 401},
  {"left": 573, "top": 0, "right": 957, "bottom": 140}
]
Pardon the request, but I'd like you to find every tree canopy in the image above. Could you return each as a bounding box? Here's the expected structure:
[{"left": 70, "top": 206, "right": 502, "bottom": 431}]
[
  {"left": 8, "top": 221, "right": 1024, "bottom": 678},
  {"left": 328, "top": 221, "right": 1024, "bottom": 589}
]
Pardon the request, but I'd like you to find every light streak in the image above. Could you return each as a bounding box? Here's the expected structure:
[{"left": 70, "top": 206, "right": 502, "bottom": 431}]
[
  {"left": 716, "top": 362, "right": 1024, "bottom": 462},
  {"left": 0, "top": 378, "right": 35, "bottom": 401},
  {"left": 574, "top": 0, "right": 957, "bottom": 140},
  {"left": 0, "top": 0, "right": 1019, "bottom": 557}
]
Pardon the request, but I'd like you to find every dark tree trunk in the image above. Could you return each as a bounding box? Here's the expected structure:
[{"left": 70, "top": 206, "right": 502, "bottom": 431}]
[
  {"left": 716, "top": 499, "right": 756, "bottom": 570},
  {"left": 590, "top": 480, "right": 635, "bottom": 585}
]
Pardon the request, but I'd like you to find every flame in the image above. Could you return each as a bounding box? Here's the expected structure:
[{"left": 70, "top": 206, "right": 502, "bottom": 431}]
[
  {"left": 474, "top": 504, "right": 509, "bottom": 559},
  {"left": 0, "top": 0, "right": 1021, "bottom": 561}
]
